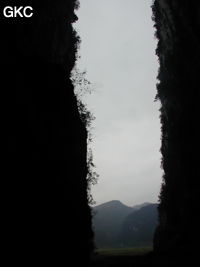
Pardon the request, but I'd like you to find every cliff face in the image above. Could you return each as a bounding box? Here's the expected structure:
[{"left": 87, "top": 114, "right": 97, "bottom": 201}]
[
  {"left": 1, "top": 0, "right": 92, "bottom": 265},
  {"left": 152, "top": 0, "right": 200, "bottom": 255}
]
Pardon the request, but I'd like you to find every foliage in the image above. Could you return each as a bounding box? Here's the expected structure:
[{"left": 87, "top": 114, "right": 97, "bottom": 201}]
[
  {"left": 87, "top": 148, "right": 99, "bottom": 205},
  {"left": 71, "top": 68, "right": 92, "bottom": 97},
  {"left": 71, "top": 67, "right": 99, "bottom": 204},
  {"left": 74, "top": 0, "right": 80, "bottom": 10}
]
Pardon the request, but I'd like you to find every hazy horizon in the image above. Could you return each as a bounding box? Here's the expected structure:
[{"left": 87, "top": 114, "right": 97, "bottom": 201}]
[{"left": 75, "top": 0, "right": 162, "bottom": 207}]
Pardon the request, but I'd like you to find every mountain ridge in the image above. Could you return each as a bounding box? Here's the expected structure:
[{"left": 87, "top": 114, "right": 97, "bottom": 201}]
[
  {"left": 92, "top": 200, "right": 158, "bottom": 248},
  {"left": 94, "top": 200, "right": 132, "bottom": 209}
]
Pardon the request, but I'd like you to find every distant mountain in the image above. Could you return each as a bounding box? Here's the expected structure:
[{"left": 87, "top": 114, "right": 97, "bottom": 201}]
[
  {"left": 132, "top": 202, "right": 152, "bottom": 210},
  {"left": 93, "top": 200, "right": 133, "bottom": 248},
  {"left": 120, "top": 204, "right": 158, "bottom": 247},
  {"left": 92, "top": 201, "right": 158, "bottom": 249}
]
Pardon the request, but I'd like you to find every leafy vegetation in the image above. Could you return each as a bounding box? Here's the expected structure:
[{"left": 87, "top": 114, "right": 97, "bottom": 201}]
[{"left": 71, "top": 67, "right": 99, "bottom": 204}]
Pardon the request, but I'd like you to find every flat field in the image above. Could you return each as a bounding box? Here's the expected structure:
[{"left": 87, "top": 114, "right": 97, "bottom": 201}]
[{"left": 95, "top": 247, "right": 153, "bottom": 256}]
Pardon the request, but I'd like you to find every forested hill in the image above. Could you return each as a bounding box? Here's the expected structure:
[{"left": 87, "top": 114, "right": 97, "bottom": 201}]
[{"left": 92, "top": 201, "right": 158, "bottom": 248}]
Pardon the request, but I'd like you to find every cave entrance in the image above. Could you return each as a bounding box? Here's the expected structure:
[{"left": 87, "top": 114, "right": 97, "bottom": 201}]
[{"left": 74, "top": 0, "right": 161, "bottom": 252}]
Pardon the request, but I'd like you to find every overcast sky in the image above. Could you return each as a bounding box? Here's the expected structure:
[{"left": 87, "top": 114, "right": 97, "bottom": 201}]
[{"left": 74, "top": 0, "right": 162, "bottom": 207}]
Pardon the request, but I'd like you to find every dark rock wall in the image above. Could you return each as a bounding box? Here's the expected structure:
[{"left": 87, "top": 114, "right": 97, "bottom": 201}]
[
  {"left": 1, "top": 0, "right": 92, "bottom": 264},
  {"left": 152, "top": 0, "right": 200, "bottom": 255}
]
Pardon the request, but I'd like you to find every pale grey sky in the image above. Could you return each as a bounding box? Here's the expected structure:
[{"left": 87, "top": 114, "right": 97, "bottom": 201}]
[{"left": 74, "top": 0, "right": 162, "bottom": 206}]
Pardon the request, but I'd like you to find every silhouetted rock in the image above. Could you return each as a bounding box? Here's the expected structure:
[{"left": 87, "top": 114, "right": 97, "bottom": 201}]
[
  {"left": 1, "top": 0, "right": 92, "bottom": 265},
  {"left": 152, "top": 0, "right": 200, "bottom": 260}
]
